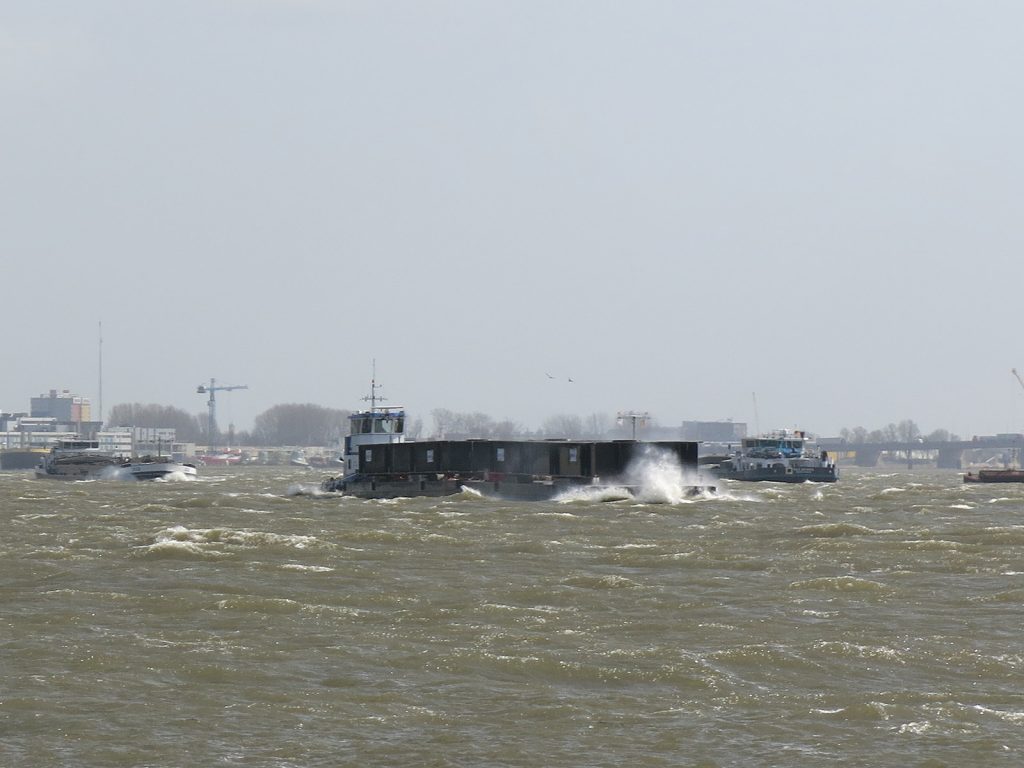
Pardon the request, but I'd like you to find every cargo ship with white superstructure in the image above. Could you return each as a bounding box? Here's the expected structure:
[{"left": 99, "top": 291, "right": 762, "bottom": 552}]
[
  {"left": 709, "top": 429, "right": 838, "bottom": 483},
  {"left": 35, "top": 438, "right": 198, "bottom": 481}
]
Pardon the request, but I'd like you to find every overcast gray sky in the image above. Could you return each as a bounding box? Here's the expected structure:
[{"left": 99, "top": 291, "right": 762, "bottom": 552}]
[{"left": 3, "top": 1, "right": 1023, "bottom": 438}]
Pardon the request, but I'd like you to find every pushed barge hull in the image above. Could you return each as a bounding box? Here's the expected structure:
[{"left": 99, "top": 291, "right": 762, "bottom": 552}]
[
  {"left": 963, "top": 469, "right": 1024, "bottom": 484},
  {"left": 713, "top": 465, "right": 837, "bottom": 483},
  {"left": 321, "top": 439, "right": 712, "bottom": 500},
  {"left": 0, "top": 448, "right": 49, "bottom": 470}
]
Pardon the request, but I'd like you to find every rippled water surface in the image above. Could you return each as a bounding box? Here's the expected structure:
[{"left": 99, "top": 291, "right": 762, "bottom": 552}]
[{"left": 3, "top": 466, "right": 1024, "bottom": 766}]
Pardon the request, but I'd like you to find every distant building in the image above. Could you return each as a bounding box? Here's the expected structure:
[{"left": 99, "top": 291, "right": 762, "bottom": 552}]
[
  {"left": 31, "top": 389, "right": 92, "bottom": 422},
  {"left": 1, "top": 414, "right": 78, "bottom": 449},
  {"left": 99, "top": 427, "right": 184, "bottom": 459},
  {"left": 28, "top": 389, "right": 101, "bottom": 435},
  {"left": 681, "top": 420, "right": 747, "bottom": 442}
]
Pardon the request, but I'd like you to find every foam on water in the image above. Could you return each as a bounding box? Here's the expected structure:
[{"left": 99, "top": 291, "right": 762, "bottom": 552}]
[
  {"left": 285, "top": 482, "right": 329, "bottom": 498},
  {"left": 555, "top": 485, "right": 633, "bottom": 503},
  {"left": 155, "top": 470, "right": 194, "bottom": 482},
  {"left": 95, "top": 466, "right": 196, "bottom": 483},
  {"left": 97, "top": 466, "right": 131, "bottom": 481},
  {"left": 8, "top": 465, "right": 1024, "bottom": 766}
]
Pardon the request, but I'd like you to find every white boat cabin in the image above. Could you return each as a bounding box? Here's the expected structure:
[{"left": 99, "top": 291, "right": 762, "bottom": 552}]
[
  {"left": 343, "top": 408, "right": 406, "bottom": 473},
  {"left": 739, "top": 431, "right": 813, "bottom": 460}
]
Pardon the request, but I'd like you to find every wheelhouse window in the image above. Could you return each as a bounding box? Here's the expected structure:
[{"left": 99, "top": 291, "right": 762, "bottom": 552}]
[{"left": 374, "top": 417, "right": 403, "bottom": 434}]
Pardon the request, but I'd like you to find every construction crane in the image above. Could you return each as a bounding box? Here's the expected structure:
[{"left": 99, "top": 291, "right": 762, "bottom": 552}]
[{"left": 196, "top": 378, "right": 248, "bottom": 450}]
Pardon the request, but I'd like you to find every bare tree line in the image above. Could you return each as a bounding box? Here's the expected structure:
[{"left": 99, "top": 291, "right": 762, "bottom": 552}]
[
  {"left": 107, "top": 402, "right": 351, "bottom": 446},
  {"left": 838, "top": 420, "right": 960, "bottom": 444},
  {"left": 106, "top": 403, "right": 647, "bottom": 446}
]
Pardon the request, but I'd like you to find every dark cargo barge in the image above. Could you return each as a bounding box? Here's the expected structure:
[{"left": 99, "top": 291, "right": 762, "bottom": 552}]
[
  {"left": 321, "top": 438, "right": 712, "bottom": 501},
  {"left": 963, "top": 468, "right": 1024, "bottom": 484},
  {"left": 319, "top": 373, "right": 713, "bottom": 501}
]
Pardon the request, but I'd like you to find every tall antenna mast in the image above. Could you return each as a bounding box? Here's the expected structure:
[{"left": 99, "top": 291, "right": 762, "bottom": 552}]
[
  {"left": 98, "top": 320, "right": 103, "bottom": 428},
  {"left": 362, "top": 359, "right": 387, "bottom": 411}
]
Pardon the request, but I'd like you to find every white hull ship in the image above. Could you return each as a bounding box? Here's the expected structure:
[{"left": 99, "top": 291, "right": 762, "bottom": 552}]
[{"left": 35, "top": 439, "right": 198, "bottom": 481}]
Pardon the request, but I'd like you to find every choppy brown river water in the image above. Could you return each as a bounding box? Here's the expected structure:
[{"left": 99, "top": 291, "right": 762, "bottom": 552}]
[{"left": 2, "top": 465, "right": 1023, "bottom": 767}]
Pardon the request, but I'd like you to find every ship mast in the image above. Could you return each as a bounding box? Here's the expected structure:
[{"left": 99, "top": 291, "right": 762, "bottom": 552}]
[
  {"left": 97, "top": 320, "right": 103, "bottom": 432},
  {"left": 362, "top": 359, "right": 387, "bottom": 411}
]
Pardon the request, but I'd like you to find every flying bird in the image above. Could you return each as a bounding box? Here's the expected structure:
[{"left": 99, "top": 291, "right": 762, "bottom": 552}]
[{"left": 545, "top": 372, "right": 555, "bottom": 379}]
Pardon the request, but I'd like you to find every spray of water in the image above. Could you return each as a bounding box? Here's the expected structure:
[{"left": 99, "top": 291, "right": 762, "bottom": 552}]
[
  {"left": 623, "top": 444, "right": 709, "bottom": 504},
  {"left": 98, "top": 465, "right": 196, "bottom": 483},
  {"left": 156, "top": 470, "right": 195, "bottom": 483},
  {"left": 557, "top": 445, "right": 714, "bottom": 505},
  {"left": 555, "top": 485, "right": 634, "bottom": 504},
  {"left": 286, "top": 483, "right": 330, "bottom": 497},
  {"left": 99, "top": 465, "right": 132, "bottom": 482}
]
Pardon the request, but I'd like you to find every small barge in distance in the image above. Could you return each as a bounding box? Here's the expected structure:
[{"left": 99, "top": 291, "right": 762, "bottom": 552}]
[{"left": 963, "top": 468, "right": 1024, "bottom": 484}]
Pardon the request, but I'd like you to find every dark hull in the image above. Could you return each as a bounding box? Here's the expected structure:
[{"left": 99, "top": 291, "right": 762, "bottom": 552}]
[
  {"left": 322, "top": 440, "right": 710, "bottom": 500},
  {"left": 714, "top": 467, "right": 838, "bottom": 483},
  {"left": 36, "top": 466, "right": 121, "bottom": 480},
  {"left": 129, "top": 471, "right": 173, "bottom": 481},
  {"left": 321, "top": 475, "right": 466, "bottom": 499},
  {"left": 461, "top": 478, "right": 713, "bottom": 501},
  {"left": 0, "top": 449, "right": 47, "bottom": 470},
  {"left": 964, "top": 470, "right": 1024, "bottom": 484},
  {"left": 35, "top": 452, "right": 123, "bottom": 480},
  {"left": 123, "top": 462, "right": 197, "bottom": 481},
  {"left": 323, "top": 473, "right": 715, "bottom": 501}
]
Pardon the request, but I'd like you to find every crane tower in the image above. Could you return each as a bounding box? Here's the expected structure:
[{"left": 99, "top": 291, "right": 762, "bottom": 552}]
[{"left": 196, "top": 378, "right": 248, "bottom": 450}]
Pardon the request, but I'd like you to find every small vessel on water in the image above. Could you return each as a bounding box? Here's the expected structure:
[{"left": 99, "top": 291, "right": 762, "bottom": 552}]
[
  {"left": 710, "top": 430, "right": 837, "bottom": 483},
  {"left": 35, "top": 439, "right": 197, "bottom": 481},
  {"left": 963, "top": 468, "right": 1024, "bottom": 484},
  {"left": 197, "top": 451, "right": 242, "bottom": 466},
  {"left": 289, "top": 449, "right": 312, "bottom": 468}
]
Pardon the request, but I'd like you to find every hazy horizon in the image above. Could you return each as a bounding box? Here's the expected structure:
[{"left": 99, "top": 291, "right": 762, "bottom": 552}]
[{"left": 4, "top": 2, "right": 1024, "bottom": 439}]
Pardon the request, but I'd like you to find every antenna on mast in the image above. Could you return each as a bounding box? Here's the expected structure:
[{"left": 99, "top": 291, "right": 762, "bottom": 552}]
[
  {"left": 98, "top": 320, "right": 103, "bottom": 430},
  {"left": 362, "top": 359, "right": 387, "bottom": 411}
]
